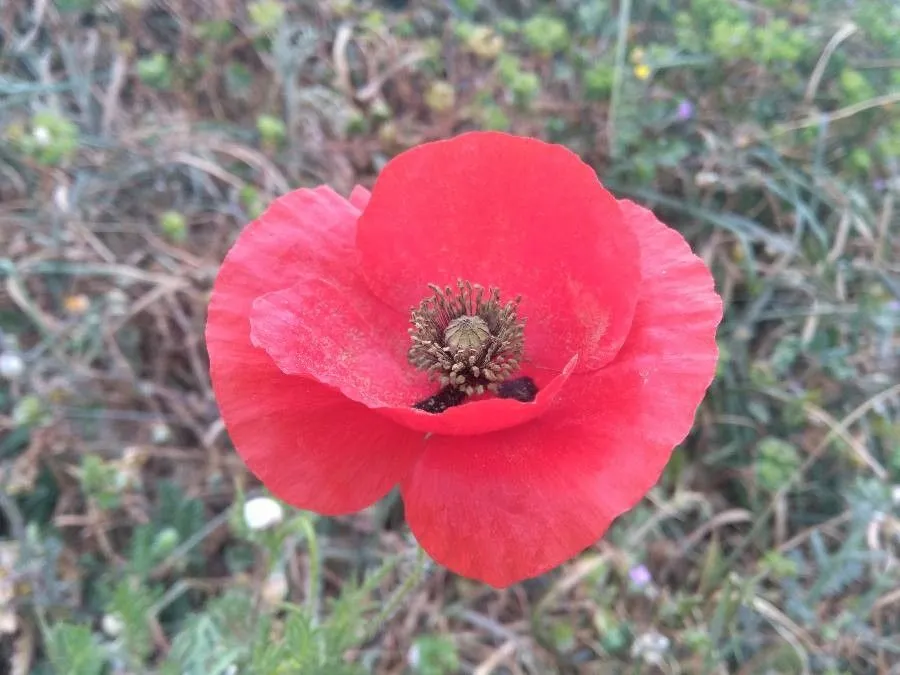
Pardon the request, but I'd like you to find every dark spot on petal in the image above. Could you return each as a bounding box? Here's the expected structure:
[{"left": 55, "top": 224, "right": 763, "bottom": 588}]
[
  {"left": 413, "top": 386, "right": 467, "bottom": 414},
  {"left": 497, "top": 376, "right": 538, "bottom": 403}
]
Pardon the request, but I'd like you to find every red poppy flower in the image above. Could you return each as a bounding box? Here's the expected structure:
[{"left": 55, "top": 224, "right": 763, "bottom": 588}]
[{"left": 206, "top": 132, "right": 722, "bottom": 588}]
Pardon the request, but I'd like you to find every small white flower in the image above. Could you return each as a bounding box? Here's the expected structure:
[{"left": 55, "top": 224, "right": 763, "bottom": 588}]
[
  {"left": 32, "top": 125, "right": 52, "bottom": 146},
  {"left": 101, "top": 613, "right": 125, "bottom": 637},
  {"left": 891, "top": 486, "right": 900, "bottom": 505},
  {"left": 0, "top": 352, "right": 24, "bottom": 380},
  {"left": 243, "top": 497, "right": 284, "bottom": 531}
]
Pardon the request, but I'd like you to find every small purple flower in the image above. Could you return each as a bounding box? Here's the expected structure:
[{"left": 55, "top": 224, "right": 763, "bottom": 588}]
[
  {"left": 676, "top": 100, "right": 694, "bottom": 121},
  {"left": 628, "top": 564, "right": 652, "bottom": 587},
  {"left": 873, "top": 178, "right": 887, "bottom": 192}
]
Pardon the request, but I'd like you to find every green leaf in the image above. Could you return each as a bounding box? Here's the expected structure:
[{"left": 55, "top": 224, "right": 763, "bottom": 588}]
[
  {"left": 106, "top": 578, "right": 162, "bottom": 665},
  {"left": 45, "top": 623, "right": 106, "bottom": 675},
  {"left": 411, "top": 635, "right": 460, "bottom": 675}
]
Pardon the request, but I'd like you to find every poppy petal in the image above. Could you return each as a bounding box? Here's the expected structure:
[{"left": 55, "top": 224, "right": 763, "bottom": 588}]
[
  {"left": 349, "top": 185, "right": 371, "bottom": 210},
  {"left": 356, "top": 132, "right": 641, "bottom": 373},
  {"left": 401, "top": 201, "right": 722, "bottom": 586},
  {"left": 207, "top": 187, "right": 423, "bottom": 514},
  {"left": 249, "top": 275, "right": 430, "bottom": 408}
]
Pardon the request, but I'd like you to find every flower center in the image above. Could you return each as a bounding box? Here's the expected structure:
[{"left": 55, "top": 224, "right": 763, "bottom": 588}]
[
  {"left": 444, "top": 315, "right": 491, "bottom": 352},
  {"left": 409, "top": 281, "right": 532, "bottom": 411}
]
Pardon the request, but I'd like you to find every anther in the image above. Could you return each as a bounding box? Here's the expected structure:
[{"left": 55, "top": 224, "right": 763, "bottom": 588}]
[{"left": 408, "top": 280, "right": 528, "bottom": 410}]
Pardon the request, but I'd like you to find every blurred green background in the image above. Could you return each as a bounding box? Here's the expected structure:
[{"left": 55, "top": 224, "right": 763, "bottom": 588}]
[{"left": 1, "top": 0, "right": 899, "bottom": 673}]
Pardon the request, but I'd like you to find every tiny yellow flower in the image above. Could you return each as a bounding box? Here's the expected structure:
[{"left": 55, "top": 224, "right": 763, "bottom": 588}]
[
  {"left": 63, "top": 294, "right": 90, "bottom": 315},
  {"left": 634, "top": 64, "right": 652, "bottom": 81}
]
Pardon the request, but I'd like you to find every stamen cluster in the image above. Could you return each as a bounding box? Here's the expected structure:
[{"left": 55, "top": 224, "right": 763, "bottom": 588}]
[{"left": 408, "top": 281, "right": 526, "bottom": 395}]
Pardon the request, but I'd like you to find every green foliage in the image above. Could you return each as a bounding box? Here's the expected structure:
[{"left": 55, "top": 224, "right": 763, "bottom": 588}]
[
  {"left": 594, "top": 609, "right": 630, "bottom": 654},
  {"left": 107, "top": 578, "right": 162, "bottom": 665},
  {"left": 252, "top": 608, "right": 368, "bottom": 675},
  {"left": 194, "top": 20, "right": 236, "bottom": 42},
  {"left": 151, "top": 526, "right": 181, "bottom": 558},
  {"left": 78, "top": 454, "right": 126, "bottom": 510},
  {"left": 754, "top": 18, "right": 810, "bottom": 64},
  {"left": 839, "top": 68, "right": 875, "bottom": 104},
  {"left": 756, "top": 437, "right": 802, "bottom": 493},
  {"left": 410, "top": 635, "right": 460, "bottom": 675},
  {"left": 163, "top": 592, "right": 254, "bottom": 675},
  {"left": 708, "top": 16, "right": 809, "bottom": 65},
  {"left": 34, "top": 508, "right": 408, "bottom": 675},
  {"left": 508, "top": 71, "right": 541, "bottom": 104},
  {"left": 761, "top": 551, "right": 800, "bottom": 579},
  {"left": 159, "top": 210, "right": 188, "bottom": 243},
  {"left": 45, "top": 623, "right": 106, "bottom": 675},
  {"left": 522, "top": 15, "right": 570, "bottom": 56},
  {"left": 455, "top": 0, "right": 478, "bottom": 15},
  {"left": 853, "top": 0, "right": 900, "bottom": 54},
  {"left": 248, "top": 1, "right": 286, "bottom": 33},
  {"left": 479, "top": 104, "right": 510, "bottom": 131},
  {"left": 136, "top": 53, "right": 173, "bottom": 89},
  {"left": 676, "top": 0, "right": 811, "bottom": 69},
  {"left": 7, "top": 111, "right": 79, "bottom": 166},
  {"left": 547, "top": 621, "right": 576, "bottom": 652},
  {"left": 256, "top": 114, "right": 287, "bottom": 146},
  {"left": 126, "top": 481, "right": 205, "bottom": 577},
  {"left": 496, "top": 54, "right": 541, "bottom": 106},
  {"left": 11, "top": 393, "right": 48, "bottom": 427},
  {"left": 240, "top": 186, "right": 266, "bottom": 219},
  {"left": 708, "top": 19, "right": 755, "bottom": 60},
  {"left": 583, "top": 64, "right": 615, "bottom": 100}
]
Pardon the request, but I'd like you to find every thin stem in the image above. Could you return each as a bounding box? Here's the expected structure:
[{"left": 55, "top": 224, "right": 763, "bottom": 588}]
[
  {"left": 299, "top": 516, "right": 321, "bottom": 626},
  {"left": 363, "top": 546, "right": 429, "bottom": 642},
  {"left": 608, "top": 0, "right": 633, "bottom": 159}
]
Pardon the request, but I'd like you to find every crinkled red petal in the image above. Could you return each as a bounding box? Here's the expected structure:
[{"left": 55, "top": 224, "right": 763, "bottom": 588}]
[
  {"left": 206, "top": 187, "right": 423, "bottom": 514},
  {"left": 356, "top": 132, "right": 641, "bottom": 373},
  {"left": 250, "top": 275, "right": 428, "bottom": 408},
  {"left": 401, "top": 200, "right": 723, "bottom": 586}
]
